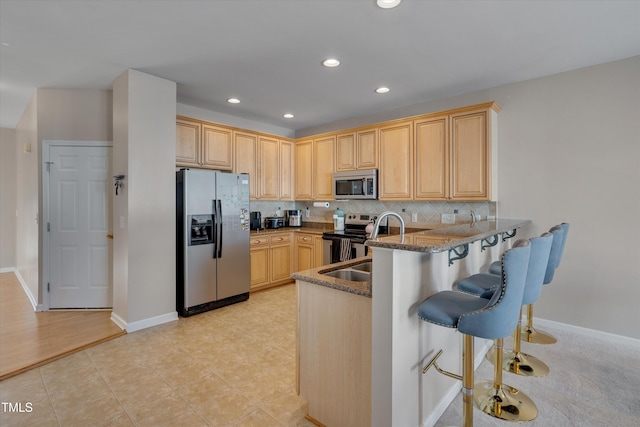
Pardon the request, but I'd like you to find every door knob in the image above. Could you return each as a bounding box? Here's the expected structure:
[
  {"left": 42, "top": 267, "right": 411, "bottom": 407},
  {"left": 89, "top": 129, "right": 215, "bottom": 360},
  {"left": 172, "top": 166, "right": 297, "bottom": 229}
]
[{"left": 107, "top": 233, "right": 114, "bottom": 239}]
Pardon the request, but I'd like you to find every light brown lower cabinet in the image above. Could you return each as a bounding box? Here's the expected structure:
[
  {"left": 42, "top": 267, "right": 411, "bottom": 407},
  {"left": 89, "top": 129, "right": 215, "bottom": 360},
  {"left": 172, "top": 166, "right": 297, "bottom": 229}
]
[
  {"left": 250, "top": 233, "right": 292, "bottom": 291},
  {"left": 297, "top": 281, "right": 372, "bottom": 427}
]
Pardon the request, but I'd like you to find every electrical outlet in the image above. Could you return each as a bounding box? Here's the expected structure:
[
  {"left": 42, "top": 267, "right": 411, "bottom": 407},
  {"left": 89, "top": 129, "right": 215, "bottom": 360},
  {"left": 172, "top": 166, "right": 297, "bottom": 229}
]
[
  {"left": 441, "top": 213, "right": 456, "bottom": 224},
  {"left": 411, "top": 213, "right": 418, "bottom": 222},
  {"left": 487, "top": 215, "right": 496, "bottom": 221},
  {"left": 305, "top": 208, "right": 310, "bottom": 218}
]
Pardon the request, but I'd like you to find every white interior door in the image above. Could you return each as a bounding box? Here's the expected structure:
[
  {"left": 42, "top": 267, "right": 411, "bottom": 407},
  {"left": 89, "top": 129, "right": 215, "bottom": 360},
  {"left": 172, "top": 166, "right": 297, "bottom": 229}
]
[{"left": 48, "top": 145, "right": 112, "bottom": 308}]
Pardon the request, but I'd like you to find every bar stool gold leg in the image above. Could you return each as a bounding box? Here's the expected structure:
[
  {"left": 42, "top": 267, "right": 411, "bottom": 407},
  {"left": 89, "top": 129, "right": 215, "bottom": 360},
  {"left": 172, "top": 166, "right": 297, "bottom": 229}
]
[
  {"left": 462, "top": 334, "right": 474, "bottom": 427},
  {"left": 521, "top": 304, "right": 557, "bottom": 344},
  {"left": 503, "top": 307, "right": 550, "bottom": 377},
  {"left": 473, "top": 338, "right": 537, "bottom": 422}
]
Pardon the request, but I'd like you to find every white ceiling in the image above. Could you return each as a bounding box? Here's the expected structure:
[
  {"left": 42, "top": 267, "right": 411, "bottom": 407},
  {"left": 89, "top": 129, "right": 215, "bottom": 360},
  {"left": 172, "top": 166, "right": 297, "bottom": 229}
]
[{"left": 1, "top": 0, "right": 639, "bottom": 132}]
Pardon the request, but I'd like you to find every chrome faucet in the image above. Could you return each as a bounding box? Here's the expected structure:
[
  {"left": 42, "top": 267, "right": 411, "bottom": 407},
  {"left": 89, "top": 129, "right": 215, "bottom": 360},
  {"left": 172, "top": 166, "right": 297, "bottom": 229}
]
[{"left": 370, "top": 211, "right": 405, "bottom": 240}]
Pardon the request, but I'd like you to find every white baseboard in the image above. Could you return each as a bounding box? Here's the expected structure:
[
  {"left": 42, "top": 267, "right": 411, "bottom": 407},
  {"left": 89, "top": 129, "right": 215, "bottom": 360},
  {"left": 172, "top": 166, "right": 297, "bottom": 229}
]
[
  {"left": 535, "top": 317, "right": 640, "bottom": 349},
  {"left": 0, "top": 267, "right": 15, "bottom": 273},
  {"left": 11, "top": 268, "right": 42, "bottom": 312},
  {"left": 111, "top": 311, "right": 178, "bottom": 333}
]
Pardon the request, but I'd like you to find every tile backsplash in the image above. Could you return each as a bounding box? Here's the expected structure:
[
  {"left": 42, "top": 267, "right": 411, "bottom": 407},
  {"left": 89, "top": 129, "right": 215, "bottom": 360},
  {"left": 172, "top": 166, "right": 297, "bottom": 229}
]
[{"left": 250, "top": 200, "right": 496, "bottom": 228}]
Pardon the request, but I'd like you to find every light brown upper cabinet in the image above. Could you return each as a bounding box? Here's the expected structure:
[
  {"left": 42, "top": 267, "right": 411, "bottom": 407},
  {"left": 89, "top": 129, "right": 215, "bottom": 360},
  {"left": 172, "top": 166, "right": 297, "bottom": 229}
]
[
  {"left": 294, "top": 140, "right": 314, "bottom": 200},
  {"left": 414, "top": 116, "right": 449, "bottom": 200},
  {"left": 313, "top": 136, "right": 335, "bottom": 200},
  {"left": 294, "top": 137, "right": 334, "bottom": 201},
  {"left": 234, "top": 131, "right": 258, "bottom": 199},
  {"left": 259, "top": 135, "right": 279, "bottom": 200},
  {"left": 414, "top": 103, "right": 498, "bottom": 200},
  {"left": 379, "top": 120, "right": 414, "bottom": 200},
  {"left": 177, "top": 118, "right": 233, "bottom": 170},
  {"left": 279, "top": 140, "right": 294, "bottom": 201},
  {"left": 202, "top": 124, "right": 233, "bottom": 170},
  {"left": 176, "top": 118, "right": 201, "bottom": 167},
  {"left": 450, "top": 109, "right": 492, "bottom": 200},
  {"left": 336, "top": 129, "right": 378, "bottom": 171},
  {"left": 335, "top": 133, "right": 355, "bottom": 171}
]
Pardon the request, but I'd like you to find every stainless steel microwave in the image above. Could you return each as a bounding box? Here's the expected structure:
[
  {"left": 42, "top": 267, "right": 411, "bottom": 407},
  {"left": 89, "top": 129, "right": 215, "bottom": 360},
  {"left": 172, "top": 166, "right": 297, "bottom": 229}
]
[{"left": 332, "top": 169, "right": 378, "bottom": 200}]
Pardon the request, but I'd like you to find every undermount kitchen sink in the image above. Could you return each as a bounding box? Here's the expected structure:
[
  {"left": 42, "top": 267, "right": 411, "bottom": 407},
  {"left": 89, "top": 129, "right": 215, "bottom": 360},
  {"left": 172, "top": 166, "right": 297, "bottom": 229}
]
[
  {"left": 322, "top": 269, "right": 371, "bottom": 282},
  {"left": 350, "top": 262, "right": 372, "bottom": 273}
]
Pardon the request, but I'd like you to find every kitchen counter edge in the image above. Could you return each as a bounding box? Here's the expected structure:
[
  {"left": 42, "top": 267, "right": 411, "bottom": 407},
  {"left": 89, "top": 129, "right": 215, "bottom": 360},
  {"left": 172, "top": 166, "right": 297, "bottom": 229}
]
[
  {"left": 291, "top": 256, "right": 372, "bottom": 298},
  {"left": 366, "top": 218, "right": 531, "bottom": 252}
]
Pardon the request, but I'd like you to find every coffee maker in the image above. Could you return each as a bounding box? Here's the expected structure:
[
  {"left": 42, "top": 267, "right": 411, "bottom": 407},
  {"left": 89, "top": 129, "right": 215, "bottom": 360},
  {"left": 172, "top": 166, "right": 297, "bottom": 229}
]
[
  {"left": 286, "top": 210, "right": 302, "bottom": 227},
  {"left": 250, "top": 211, "right": 262, "bottom": 230}
]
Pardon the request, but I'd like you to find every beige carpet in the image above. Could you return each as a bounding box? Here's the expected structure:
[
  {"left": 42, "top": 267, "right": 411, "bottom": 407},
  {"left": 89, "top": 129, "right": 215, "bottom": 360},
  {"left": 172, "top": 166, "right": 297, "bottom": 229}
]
[{"left": 435, "top": 326, "right": 640, "bottom": 426}]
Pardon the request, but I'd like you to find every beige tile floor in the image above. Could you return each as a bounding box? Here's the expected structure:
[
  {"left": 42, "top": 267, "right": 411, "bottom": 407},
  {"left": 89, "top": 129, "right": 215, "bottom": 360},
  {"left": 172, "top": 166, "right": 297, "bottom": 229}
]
[{"left": 0, "top": 284, "right": 315, "bottom": 427}]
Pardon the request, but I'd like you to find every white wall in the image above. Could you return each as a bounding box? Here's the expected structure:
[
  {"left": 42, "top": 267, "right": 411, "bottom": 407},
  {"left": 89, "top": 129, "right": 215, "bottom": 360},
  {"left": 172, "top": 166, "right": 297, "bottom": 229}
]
[
  {"left": 15, "top": 95, "right": 39, "bottom": 301},
  {"left": 112, "top": 70, "right": 177, "bottom": 330},
  {"left": 299, "top": 56, "right": 640, "bottom": 339},
  {"left": 13, "top": 89, "right": 113, "bottom": 305},
  {"left": 0, "top": 128, "right": 17, "bottom": 269}
]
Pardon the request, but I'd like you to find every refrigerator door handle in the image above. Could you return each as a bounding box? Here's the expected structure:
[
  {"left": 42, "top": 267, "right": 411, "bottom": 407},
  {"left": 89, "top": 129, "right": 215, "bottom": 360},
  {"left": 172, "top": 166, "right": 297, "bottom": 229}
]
[
  {"left": 211, "top": 199, "right": 218, "bottom": 258},
  {"left": 216, "top": 199, "right": 223, "bottom": 258}
]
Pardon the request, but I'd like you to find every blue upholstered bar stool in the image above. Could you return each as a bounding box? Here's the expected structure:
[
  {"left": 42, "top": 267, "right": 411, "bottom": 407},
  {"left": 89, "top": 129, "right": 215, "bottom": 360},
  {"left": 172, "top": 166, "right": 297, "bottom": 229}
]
[
  {"left": 418, "top": 240, "right": 531, "bottom": 427},
  {"left": 457, "top": 232, "right": 556, "bottom": 378},
  {"left": 453, "top": 233, "right": 552, "bottom": 422},
  {"left": 489, "top": 223, "right": 569, "bottom": 344}
]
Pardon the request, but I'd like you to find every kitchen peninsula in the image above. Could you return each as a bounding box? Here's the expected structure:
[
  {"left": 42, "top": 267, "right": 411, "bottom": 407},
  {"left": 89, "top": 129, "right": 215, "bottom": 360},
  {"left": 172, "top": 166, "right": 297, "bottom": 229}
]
[{"left": 292, "top": 219, "right": 531, "bottom": 427}]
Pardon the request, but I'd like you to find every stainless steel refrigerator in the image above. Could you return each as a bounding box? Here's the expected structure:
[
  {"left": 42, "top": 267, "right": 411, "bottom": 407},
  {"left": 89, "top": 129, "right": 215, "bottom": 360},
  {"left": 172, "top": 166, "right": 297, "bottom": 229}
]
[{"left": 176, "top": 169, "right": 250, "bottom": 316}]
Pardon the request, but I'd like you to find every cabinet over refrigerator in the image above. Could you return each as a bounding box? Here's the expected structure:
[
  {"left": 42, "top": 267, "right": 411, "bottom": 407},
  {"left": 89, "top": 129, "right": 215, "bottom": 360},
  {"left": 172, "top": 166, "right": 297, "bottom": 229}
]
[{"left": 176, "top": 169, "right": 250, "bottom": 316}]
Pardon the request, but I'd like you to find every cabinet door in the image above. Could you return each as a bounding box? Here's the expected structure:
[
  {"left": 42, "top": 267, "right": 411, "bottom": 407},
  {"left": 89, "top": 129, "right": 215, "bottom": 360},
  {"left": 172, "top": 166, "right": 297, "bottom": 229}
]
[
  {"left": 336, "top": 133, "right": 356, "bottom": 171},
  {"left": 202, "top": 124, "right": 233, "bottom": 170},
  {"left": 176, "top": 119, "right": 201, "bottom": 167},
  {"left": 356, "top": 129, "right": 378, "bottom": 169},
  {"left": 451, "top": 111, "right": 489, "bottom": 200},
  {"left": 313, "top": 136, "right": 335, "bottom": 200},
  {"left": 250, "top": 247, "right": 270, "bottom": 289},
  {"left": 279, "top": 140, "right": 294, "bottom": 200},
  {"left": 296, "top": 234, "right": 315, "bottom": 272},
  {"left": 295, "top": 140, "right": 314, "bottom": 200},
  {"left": 415, "top": 116, "right": 449, "bottom": 200},
  {"left": 379, "top": 121, "right": 413, "bottom": 200},
  {"left": 313, "top": 235, "right": 324, "bottom": 268},
  {"left": 259, "top": 136, "right": 279, "bottom": 200},
  {"left": 270, "top": 243, "right": 292, "bottom": 283},
  {"left": 234, "top": 131, "right": 258, "bottom": 199}
]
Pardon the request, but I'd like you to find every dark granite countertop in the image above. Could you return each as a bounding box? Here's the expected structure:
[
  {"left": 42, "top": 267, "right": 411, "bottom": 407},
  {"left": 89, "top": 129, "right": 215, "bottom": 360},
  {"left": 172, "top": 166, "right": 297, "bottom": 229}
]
[{"left": 366, "top": 218, "right": 531, "bottom": 252}]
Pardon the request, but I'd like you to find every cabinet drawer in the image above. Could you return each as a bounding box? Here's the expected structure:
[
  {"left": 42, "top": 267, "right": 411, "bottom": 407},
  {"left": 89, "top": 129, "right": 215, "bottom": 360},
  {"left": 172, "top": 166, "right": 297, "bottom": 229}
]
[
  {"left": 297, "top": 234, "right": 314, "bottom": 243},
  {"left": 269, "top": 234, "right": 291, "bottom": 245},
  {"left": 250, "top": 236, "right": 270, "bottom": 247}
]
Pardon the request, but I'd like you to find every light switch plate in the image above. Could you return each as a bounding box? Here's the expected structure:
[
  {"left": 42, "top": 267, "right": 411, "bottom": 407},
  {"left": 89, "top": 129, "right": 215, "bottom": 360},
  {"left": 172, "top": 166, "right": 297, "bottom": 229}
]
[{"left": 441, "top": 213, "right": 456, "bottom": 224}]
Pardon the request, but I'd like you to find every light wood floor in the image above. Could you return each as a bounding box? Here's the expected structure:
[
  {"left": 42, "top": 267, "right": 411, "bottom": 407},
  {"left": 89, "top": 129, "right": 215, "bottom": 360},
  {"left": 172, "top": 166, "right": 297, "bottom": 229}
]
[{"left": 0, "top": 271, "right": 125, "bottom": 380}]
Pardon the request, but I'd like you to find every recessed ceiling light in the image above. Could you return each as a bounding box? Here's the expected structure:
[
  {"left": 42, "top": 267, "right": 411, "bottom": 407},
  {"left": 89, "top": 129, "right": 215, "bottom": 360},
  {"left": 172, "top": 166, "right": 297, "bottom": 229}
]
[
  {"left": 377, "top": 0, "right": 402, "bottom": 9},
  {"left": 283, "top": 113, "right": 294, "bottom": 119},
  {"left": 227, "top": 98, "right": 240, "bottom": 104},
  {"left": 375, "top": 87, "right": 390, "bottom": 94},
  {"left": 323, "top": 58, "right": 340, "bottom": 68}
]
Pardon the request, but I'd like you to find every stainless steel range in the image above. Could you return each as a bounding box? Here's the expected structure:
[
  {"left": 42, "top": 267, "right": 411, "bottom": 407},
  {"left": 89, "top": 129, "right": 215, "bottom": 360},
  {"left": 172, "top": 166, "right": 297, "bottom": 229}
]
[{"left": 322, "top": 213, "right": 388, "bottom": 265}]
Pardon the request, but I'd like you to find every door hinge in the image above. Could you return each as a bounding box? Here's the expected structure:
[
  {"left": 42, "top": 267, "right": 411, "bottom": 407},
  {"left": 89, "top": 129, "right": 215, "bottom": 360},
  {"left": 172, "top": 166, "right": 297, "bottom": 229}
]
[
  {"left": 47, "top": 222, "right": 50, "bottom": 232},
  {"left": 47, "top": 282, "right": 50, "bottom": 292},
  {"left": 45, "top": 161, "right": 54, "bottom": 172}
]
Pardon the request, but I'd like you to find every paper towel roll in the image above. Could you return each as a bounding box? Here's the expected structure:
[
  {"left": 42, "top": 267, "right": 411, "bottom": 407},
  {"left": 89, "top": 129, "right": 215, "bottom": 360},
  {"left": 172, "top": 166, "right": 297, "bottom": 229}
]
[{"left": 313, "top": 202, "right": 330, "bottom": 208}]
